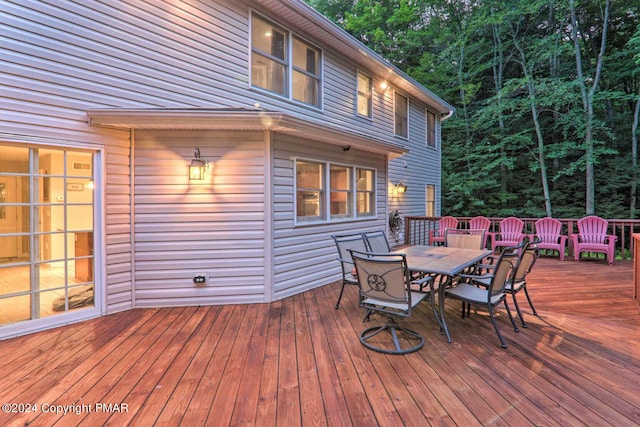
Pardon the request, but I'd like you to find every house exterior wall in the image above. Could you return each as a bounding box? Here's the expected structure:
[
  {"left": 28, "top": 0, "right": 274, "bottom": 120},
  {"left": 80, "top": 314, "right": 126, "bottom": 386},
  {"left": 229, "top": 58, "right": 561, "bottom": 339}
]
[
  {"left": 271, "top": 134, "right": 388, "bottom": 300},
  {"left": 1, "top": 0, "right": 450, "bottom": 335},
  {"left": 388, "top": 102, "right": 443, "bottom": 243},
  {"left": 132, "top": 130, "right": 268, "bottom": 306}
]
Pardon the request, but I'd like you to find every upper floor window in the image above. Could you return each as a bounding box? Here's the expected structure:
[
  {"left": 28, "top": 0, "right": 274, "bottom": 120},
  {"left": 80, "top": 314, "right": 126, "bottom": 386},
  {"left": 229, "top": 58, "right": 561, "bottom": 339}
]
[
  {"left": 251, "top": 14, "right": 322, "bottom": 108},
  {"left": 357, "top": 71, "right": 372, "bottom": 118},
  {"left": 426, "top": 110, "right": 437, "bottom": 148},
  {"left": 292, "top": 37, "right": 320, "bottom": 106},
  {"left": 295, "top": 159, "right": 375, "bottom": 224},
  {"left": 394, "top": 92, "right": 408, "bottom": 138}
]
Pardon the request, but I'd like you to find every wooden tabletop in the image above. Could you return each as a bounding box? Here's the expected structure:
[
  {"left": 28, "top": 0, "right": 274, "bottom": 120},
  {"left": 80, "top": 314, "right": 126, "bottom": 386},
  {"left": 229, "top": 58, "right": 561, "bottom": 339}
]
[{"left": 394, "top": 245, "right": 492, "bottom": 276}]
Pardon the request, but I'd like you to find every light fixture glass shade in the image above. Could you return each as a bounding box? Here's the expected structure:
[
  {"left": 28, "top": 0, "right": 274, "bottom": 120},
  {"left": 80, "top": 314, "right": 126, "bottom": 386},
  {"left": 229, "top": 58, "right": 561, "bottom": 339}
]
[
  {"left": 189, "top": 147, "right": 206, "bottom": 180},
  {"left": 395, "top": 183, "right": 407, "bottom": 193},
  {"left": 189, "top": 158, "right": 206, "bottom": 180}
]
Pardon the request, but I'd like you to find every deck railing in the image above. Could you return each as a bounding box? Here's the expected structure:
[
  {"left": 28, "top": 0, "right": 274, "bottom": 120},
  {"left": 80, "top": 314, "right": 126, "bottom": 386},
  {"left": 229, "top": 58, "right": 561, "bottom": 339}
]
[{"left": 403, "top": 216, "right": 640, "bottom": 260}]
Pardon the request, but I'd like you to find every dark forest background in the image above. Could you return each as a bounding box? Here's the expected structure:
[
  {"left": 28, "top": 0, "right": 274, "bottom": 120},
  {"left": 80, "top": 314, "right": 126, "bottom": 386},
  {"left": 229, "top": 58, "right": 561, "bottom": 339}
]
[{"left": 307, "top": 0, "right": 640, "bottom": 219}]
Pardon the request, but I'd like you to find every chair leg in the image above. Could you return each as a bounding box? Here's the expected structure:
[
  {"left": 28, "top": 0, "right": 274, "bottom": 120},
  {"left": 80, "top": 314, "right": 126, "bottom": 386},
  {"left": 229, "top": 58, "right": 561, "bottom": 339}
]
[
  {"left": 488, "top": 305, "right": 508, "bottom": 349},
  {"left": 335, "top": 281, "right": 347, "bottom": 309},
  {"left": 360, "top": 319, "right": 424, "bottom": 355},
  {"left": 522, "top": 286, "right": 537, "bottom": 316},
  {"left": 503, "top": 299, "right": 519, "bottom": 333},
  {"left": 510, "top": 292, "right": 527, "bottom": 328}
]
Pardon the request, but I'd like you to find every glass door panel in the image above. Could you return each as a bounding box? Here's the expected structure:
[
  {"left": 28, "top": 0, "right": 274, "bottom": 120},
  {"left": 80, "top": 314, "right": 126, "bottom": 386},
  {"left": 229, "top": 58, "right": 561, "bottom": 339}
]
[{"left": 0, "top": 145, "right": 96, "bottom": 327}]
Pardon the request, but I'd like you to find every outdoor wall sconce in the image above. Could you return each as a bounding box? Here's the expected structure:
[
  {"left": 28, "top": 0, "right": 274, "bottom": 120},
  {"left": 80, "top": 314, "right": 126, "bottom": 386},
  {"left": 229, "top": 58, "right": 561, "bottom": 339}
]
[
  {"left": 189, "top": 147, "right": 207, "bottom": 180},
  {"left": 380, "top": 81, "right": 389, "bottom": 90},
  {"left": 395, "top": 183, "right": 408, "bottom": 193}
]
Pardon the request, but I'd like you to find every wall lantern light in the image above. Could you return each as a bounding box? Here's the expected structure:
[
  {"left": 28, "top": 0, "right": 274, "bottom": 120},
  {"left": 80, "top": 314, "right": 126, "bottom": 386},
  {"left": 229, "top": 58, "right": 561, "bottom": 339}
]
[
  {"left": 395, "top": 183, "right": 407, "bottom": 193},
  {"left": 189, "top": 147, "right": 207, "bottom": 180}
]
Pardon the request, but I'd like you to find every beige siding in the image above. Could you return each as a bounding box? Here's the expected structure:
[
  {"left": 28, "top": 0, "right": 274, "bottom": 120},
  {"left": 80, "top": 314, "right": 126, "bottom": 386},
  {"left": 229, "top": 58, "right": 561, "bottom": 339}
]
[
  {"left": 271, "top": 134, "right": 387, "bottom": 300},
  {"left": 1, "top": 0, "right": 446, "bottom": 330},
  {"left": 388, "top": 99, "right": 443, "bottom": 243},
  {"left": 102, "top": 139, "right": 133, "bottom": 313},
  {"left": 132, "top": 130, "right": 266, "bottom": 306}
]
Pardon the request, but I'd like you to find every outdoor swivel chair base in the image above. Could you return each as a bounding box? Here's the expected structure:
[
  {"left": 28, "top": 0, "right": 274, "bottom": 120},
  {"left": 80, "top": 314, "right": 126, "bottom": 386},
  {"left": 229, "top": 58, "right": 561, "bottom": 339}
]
[{"left": 360, "top": 318, "right": 424, "bottom": 355}]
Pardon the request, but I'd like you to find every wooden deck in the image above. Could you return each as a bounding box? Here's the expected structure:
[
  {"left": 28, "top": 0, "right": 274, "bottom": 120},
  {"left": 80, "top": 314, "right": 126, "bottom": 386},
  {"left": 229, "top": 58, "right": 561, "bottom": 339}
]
[{"left": 0, "top": 258, "right": 638, "bottom": 426}]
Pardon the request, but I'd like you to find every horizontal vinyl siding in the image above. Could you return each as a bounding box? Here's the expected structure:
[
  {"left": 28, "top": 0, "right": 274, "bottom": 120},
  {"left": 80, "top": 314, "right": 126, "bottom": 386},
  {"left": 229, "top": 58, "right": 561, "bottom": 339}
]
[
  {"left": 272, "top": 134, "right": 387, "bottom": 300},
  {"left": 2, "top": 0, "right": 443, "bottom": 141},
  {"left": 388, "top": 100, "right": 442, "bottom": 242},
  {"left": 133, "top": 130, "right": 266, "bottom": 306},
  {"left": 103, "top": 138, "right": 134, "bottom": 313},
  {"left": 321, "top": 53, "right": 399, "bottom": 143},
  {"left": 3, "top": 0, "right": 420, "bottom": 145},
  {"left": 2, "top": 0, "right": 443, "bottom": 317}
]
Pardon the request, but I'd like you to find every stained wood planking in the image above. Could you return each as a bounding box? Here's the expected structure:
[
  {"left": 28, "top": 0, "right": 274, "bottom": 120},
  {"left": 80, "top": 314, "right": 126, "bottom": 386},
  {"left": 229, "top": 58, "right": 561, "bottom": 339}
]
[{"left": 0, "top": 258, "right": 638, "bottom": 426}]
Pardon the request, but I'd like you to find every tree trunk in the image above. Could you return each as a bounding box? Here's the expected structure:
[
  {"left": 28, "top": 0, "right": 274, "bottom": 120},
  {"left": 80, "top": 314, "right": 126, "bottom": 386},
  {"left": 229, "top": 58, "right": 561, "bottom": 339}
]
[
  {"left": 632, "top": 94, "right": 640, "bottom": 218},
  {"left": 492, "top": 24, "right": 508, "bottom": 193},
  {"left": 513, "top": 37, "right": 553, "bottom": 217},
  {"left": 570, "top": 0, "right": 610, "bottom": 215}
]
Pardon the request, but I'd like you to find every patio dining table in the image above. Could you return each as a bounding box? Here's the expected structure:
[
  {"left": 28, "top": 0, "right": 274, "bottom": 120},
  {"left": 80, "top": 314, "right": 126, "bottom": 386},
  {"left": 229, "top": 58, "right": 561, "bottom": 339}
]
[{"left": 393, "top": 245, "right": 492, "bottom": 343}]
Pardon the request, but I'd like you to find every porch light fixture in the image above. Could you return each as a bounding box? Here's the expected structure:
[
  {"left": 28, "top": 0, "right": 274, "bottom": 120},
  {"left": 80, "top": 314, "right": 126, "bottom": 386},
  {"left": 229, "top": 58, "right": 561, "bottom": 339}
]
[
  {"left": 395, "top": 183, "right": 407, "bottom": 193},
  {"left": 189, "top": 147, "right": 207, "bottom": 180}
]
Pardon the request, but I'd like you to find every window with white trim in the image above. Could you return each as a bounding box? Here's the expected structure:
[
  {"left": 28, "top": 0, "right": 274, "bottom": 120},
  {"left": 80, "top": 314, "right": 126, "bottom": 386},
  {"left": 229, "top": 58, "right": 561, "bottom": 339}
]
[
  {"left": 355, "top": 168, "right": 375, "bottom": 216},
  {"left": 295, "top": 159, "right": 375, "bottom": 223},
  {"left": 251, "top": 13, "right": 322, "bottom": 108},
  {"left": 426, "top": 110, "right": 437, "bottom": 148},
  {"left": 296, "top": 161, "right": 324, "bottom": 220},
  {"left": 394, "top": 91, "right": 408, "bottom": 138},
  {"left": 0, "top": 144, "right": 97, "bottom": 329},
  {"left": 357, "top": 71, "right": 372, "bottom": 118},
  {"left": 426, "top": 184, "right": 436, "bottom": 216}
]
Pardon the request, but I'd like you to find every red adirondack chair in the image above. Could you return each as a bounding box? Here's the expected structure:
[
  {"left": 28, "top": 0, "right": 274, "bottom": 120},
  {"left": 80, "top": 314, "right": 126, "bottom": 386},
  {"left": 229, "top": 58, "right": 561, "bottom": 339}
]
[
  {"left": 490, "top": 217, "right": 525, "bottom": 252},
  {"left": 571, "top": 216, "right": 617, "bottom": 264},
  {"left": 428, "top": 216, "right": 459, "bottom": 245},
  {"left": 534, "top": 217, "right": 568, "bottom": 261},
  {"left": 469, "top": 216, "right": 491, "bottom": 248}
]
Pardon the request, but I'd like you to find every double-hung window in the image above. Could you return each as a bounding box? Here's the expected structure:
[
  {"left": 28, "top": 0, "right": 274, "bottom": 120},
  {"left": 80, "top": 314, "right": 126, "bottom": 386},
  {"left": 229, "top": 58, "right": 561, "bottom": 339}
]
[
  {"left": 426, "top": 110, "right": 437, "bottom": 148},
  {"left": 296, "top": 161, "right": 324, "bottom": 220},
  {"left": 295, "top": 159, "right": 375, "bottom": 223},
  {"left": 426, "top": 184, "right": 436, "bottom": 216},
  {"left": 292, "top": 37, "right": 320, "bottom": 106},
  {"left": 330, "top": 165, "right": 351, "bottom": 219},
  {"left": 356, "top": 71, "right": 372, "bottom": 118},
  {"left": 251, "top": 14, "right": 322, "bottom": 108},
  {"left": 394, "top": 91, "right": 409, "bottom": 138},
  {"left": 355, "top": 168, "right": 375, "bottom": 215}
]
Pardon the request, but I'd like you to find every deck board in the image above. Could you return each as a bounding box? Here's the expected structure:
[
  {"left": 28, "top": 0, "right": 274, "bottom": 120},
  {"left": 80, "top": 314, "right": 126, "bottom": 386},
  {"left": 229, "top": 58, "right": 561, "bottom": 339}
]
[{"left": 0, "top": 258, "right": 638, "bottom": 426}]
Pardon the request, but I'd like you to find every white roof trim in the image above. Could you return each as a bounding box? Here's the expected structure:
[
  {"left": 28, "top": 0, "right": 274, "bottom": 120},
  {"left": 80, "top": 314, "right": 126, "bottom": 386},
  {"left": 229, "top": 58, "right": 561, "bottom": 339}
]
[{"left": 87, "top": 108, "right": 407, "bottom": 158}]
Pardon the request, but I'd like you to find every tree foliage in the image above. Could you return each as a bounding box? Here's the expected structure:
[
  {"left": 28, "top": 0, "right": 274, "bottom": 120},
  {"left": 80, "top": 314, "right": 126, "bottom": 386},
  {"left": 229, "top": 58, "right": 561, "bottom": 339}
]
[{"left": 308, "top": 0, "right": 640, "bottom": 218}]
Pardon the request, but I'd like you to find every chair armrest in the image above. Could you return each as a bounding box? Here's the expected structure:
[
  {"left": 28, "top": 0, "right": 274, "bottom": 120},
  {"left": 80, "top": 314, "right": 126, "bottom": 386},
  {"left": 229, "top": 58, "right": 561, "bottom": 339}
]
[
  {"left": 460, "top": 273, "right": 493, "bottom": 281},
  {"left": 336, "top": 256, "right": 354, "bottom": 266},
  {"left": 410, "top": 275, "right": 434, "bottom": 292},
  {"left": 411, "top": 276, "right": 434, "bottom": 286}
]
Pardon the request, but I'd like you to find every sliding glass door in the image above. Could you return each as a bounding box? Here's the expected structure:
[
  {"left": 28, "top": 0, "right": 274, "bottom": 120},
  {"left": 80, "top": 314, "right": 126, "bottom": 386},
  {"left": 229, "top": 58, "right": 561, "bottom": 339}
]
[{"left": 0, "top": 144, "right": 96, "bottom": 328}]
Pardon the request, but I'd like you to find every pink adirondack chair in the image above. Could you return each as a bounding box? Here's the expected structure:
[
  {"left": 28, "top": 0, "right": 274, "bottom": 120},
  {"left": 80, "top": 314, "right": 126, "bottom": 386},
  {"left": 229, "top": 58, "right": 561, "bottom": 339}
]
[
  {"left": 571, "top": 216, "right": 617, "bottom": 264},
  {"left": 490, "top": 217, "right": 525, "bottom": 252},
  {"left": 534, "top": 217, "right": 568, "bottom": 261},
  {"left": 428, "top": 216, "right": 459, "bottom": 245},
  {"left": 469, "top": 216, "right": 491, "bottom": 248}
]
